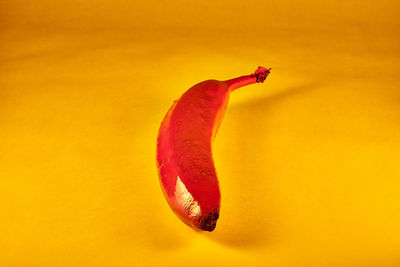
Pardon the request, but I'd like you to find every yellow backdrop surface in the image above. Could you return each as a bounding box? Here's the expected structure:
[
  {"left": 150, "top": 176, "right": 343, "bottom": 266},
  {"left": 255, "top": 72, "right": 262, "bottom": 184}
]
[{"left": 1, "top": 0, "right": 400, "bottom": 266}]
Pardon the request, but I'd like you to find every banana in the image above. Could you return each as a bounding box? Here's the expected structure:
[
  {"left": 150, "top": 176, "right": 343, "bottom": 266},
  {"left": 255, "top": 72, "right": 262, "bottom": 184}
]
[{"left": 156, "top": 67, "right": 271, "bottom": 231}]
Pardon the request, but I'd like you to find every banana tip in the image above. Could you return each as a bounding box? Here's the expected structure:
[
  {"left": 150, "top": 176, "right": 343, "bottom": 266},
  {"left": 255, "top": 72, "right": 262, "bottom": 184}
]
[{"left": 198, "top": 210, "right": 219, "bottom": 232}]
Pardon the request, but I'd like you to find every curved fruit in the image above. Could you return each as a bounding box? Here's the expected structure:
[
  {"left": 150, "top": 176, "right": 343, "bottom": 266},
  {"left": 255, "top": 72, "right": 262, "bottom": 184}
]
[{"left": 156, "top": 67, "right": 271, "bottom": 231}]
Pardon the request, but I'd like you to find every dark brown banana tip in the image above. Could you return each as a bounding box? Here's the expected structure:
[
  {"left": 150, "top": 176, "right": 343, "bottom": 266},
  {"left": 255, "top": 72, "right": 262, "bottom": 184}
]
[{"left": 198, "top": 210, "right": 219, "bottom": 232}]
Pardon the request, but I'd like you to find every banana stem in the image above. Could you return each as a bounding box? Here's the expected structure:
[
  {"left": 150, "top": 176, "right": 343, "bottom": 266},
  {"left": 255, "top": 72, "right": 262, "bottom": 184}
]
[{"left": 226, "top": 66, "right": 271, "bottom": 91}]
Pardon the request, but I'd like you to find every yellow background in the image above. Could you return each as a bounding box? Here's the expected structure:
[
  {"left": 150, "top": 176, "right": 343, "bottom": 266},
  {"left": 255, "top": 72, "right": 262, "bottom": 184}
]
[{"left": 1, "top": 0, "right": 400, "bottom": 266}]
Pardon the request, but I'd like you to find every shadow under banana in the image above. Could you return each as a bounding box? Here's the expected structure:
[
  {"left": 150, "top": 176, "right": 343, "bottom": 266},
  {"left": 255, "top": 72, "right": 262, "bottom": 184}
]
[{"left": 205, "top": 82, "right": 326, "bottom": 249}]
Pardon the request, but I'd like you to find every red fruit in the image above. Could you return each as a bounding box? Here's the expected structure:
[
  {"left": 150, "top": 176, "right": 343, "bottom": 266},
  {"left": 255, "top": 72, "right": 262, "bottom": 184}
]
[{"left": 156, "top": 67, "right": 271, "bottom": 231}]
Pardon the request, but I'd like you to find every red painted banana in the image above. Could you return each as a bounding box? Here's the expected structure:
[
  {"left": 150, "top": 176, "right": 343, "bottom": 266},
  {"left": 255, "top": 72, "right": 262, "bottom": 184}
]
[{"left": 156, "top": 67, "right": 271, "bottom": 231}]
